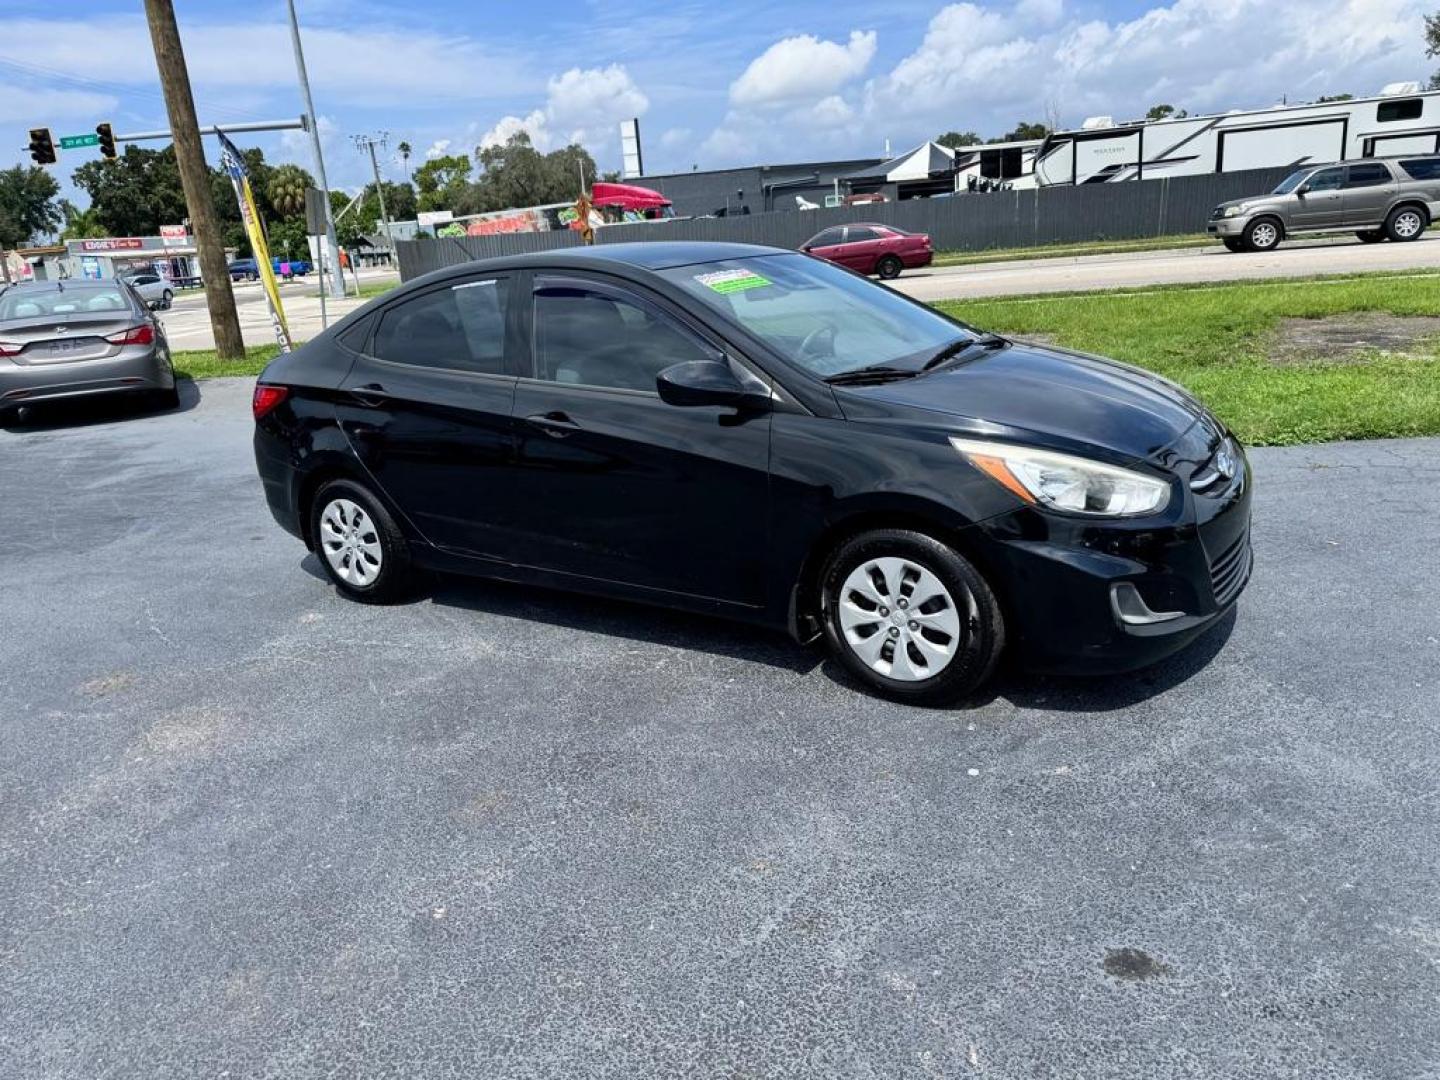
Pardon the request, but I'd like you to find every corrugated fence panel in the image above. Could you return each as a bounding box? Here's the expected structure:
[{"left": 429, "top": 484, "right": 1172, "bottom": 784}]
[{"left": 396, "top": 167, "right": 1294, "bottom": 281}]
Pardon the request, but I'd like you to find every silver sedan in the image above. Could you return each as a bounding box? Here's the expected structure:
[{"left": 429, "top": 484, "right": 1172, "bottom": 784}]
[{"left": 0, "top": 280, "right": 179, "bottom": 423}]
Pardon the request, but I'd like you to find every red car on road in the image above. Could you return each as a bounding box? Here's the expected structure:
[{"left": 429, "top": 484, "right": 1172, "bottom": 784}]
[{"left": 800, "top": 223, "right": 933, "bottom": 279}]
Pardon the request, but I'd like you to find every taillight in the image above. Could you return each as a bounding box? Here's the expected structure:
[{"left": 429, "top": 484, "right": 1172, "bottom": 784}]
[
  {"left": 252, "top": 384, "right": 289, "bottom": 420},
  {"left": 0, "top": 342, "right": 21, "bottom": 358},
  {"left": 104, "top": 325, "right": 155, "bottom": 346}
]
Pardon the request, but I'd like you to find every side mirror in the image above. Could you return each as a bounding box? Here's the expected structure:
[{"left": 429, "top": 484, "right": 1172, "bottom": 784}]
[
  {"left": 656, "top": 360, "right": 769, "bottom": 410},
  {"left": 1295, "top": 184, "right": 1310, "bottom": 196}
]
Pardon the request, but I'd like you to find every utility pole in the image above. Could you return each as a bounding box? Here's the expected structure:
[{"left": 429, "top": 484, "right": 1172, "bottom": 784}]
[
  {"left": 354, "top": 134, "right": 394, "bottom": 266},
  {"left": 285, "top": 0, "right": 345, "bottom": 302},
  {"left": 143, "top": 0, "right": 244, "bottom": 360}
]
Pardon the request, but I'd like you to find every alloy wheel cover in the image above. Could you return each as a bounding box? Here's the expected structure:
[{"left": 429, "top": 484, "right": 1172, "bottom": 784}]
[{"left": 837, "top": 556, "right": 972, "bottom": 681}]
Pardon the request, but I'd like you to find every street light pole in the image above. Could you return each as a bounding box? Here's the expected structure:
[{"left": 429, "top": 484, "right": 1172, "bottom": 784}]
[{"left": 285, "top": 0, "right": 345, "bottom": 303}]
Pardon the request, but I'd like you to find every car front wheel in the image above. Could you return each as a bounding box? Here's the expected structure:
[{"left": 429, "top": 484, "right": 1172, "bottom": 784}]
[
  {"left": 1221, "top": 238, "right": 1244, "bottom": 252},
  {"left": 1243, "top": 218, "right": 1282, "bottom": 252},
  {"left": 1356, "top": 229, "right": 1386, "bottom": 243},
  {"left": 310, "top": 479, "right": 414, "bottom": 603},
  {"left": 820, "top": 529, "right": 1004, "bottom": 704},
  {"left": 876, "top": 255, "right": 904, "bottom": 280}
]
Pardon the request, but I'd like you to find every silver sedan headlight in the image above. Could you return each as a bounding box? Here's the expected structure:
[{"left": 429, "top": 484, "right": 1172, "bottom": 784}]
[
  {"left": 950, "top": 437, "right": 1171, "bottom": 517},
  {"left": 1222, "top": 205, "right": 1247, "bottom": 218}
]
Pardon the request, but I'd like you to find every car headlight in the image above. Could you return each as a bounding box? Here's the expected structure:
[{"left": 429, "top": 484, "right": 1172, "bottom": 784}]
[
  {"left": 1222, "top": 205, "right": 1246, "bottom": 218},
  {"left": 950, "top": 437, "right": 1171, "bottom": 516}
]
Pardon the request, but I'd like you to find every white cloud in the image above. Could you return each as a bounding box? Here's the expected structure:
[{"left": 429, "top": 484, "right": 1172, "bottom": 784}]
[
  {"left": 730, "top": 30, "right": 877, "bottom": 107},
  {"left": 478, "top": 65, "right": 649, "bottom": 159},
  {"left": 425, "top": 139, "right": 453, "bottom": 160},
  {"left": 700, "top": 0, "right": 1432, "bottom": 166},
  {"left": 659, "top": 127, "right": 692, "bottom": 149},
  {"left": 0, "top": 83, "right": 117, "bottom": 127}
]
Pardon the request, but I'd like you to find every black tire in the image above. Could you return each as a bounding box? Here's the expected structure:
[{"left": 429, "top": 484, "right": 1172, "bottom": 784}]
[
  {"left": 161, "top": 290, "right": 173, "bottom": 309},
  {"left": 1221, "top": 238, "right": 1244, "bottom": 253},
  {"left": 1242, "top": 217, "right": 1283, "bottom": 252},
  {"left": 149, "top": 384, "right": 181, "bottom": 411},
  {"left": 1384, "top": 204, "right": 1427, "bottom": 243},
  {"left": 1355, "top": 229, "right": 1386, "bottom": 244},
  {"left": 309, "top": 478, "right": 414, "bottom": 604},
  {"left": 820, "top": 529, "right": 1005, "bottom": 704},
  {"left": 876, "top": 255, "right": 904, "bottom": 280}
]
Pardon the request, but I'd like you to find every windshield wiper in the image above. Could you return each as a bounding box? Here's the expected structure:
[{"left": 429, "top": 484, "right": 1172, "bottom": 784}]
[
  {"left": 822, "top": 364, "right": 921, "bottom": 385},
  {"left": 921, "top": 332, "right": 1008, "bottom": 372}
]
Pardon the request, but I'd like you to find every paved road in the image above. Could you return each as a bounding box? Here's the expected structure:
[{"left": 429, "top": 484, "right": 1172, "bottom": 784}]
[
  {"left": 3, "top": 382, "right": 1439, "bottom": 1079},
  {"left": 159, "top": 269, "right": 399, "bottom": 351},
  {"left": 893, "top": 232, "right": 1440, "bottom": 301}
]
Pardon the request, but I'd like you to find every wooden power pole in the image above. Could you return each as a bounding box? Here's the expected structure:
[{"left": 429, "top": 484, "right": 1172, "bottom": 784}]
[{"left": 143, "top": 0, "right": 245, "bottom": 360}]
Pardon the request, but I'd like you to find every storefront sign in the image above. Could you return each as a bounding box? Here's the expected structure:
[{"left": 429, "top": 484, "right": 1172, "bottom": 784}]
[
  {"left": 160, "top": 225, "right": 188, "bottom": 247},
  {"left": 79, "top": 238, "right": 144, "bottom": 252}
]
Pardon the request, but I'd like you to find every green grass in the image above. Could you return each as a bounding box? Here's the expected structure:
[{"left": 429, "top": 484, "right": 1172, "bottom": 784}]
[
  {"left": 936, "top": 270, "right": 1440, "bottom": 445},
  {"left": 355, "top": 280, "right": 399, "bottom": 299},
  {"left": 175, "top": 268, "right": 1440, "bottom": 447},
  {"left": 931, "top": 233, "right": 1213, "bottom": 266},
  {"left": 173, "top": 345, "right": 279, "bottom": 381}
]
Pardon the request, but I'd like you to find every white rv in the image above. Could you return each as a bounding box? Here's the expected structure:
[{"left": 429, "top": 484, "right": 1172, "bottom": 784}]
[{"left": 1034, "top": 84, "right": 1440, "bottom": 186}]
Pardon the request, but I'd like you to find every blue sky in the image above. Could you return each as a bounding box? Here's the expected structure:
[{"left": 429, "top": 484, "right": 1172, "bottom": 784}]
[{"left": 1, "top": 0, "right": 1433, "bottom": 206}]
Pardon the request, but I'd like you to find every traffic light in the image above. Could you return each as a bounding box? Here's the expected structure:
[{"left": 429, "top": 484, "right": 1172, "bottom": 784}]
[
  {"left": 96, "top": 122, "right": 116, "bottom": 159},
  {"left": 27, "top": 127, "right": 55, "bottom": 165}
]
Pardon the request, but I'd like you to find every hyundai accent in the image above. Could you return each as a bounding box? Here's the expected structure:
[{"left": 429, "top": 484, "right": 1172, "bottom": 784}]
[{"left": 252, "top": 242, "right": 1251, "bottom": 703}]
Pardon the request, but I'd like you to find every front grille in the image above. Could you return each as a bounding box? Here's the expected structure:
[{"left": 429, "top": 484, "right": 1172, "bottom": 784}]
[{"left": 1208, "top": 530, "right": 1252, "bottom": 607}]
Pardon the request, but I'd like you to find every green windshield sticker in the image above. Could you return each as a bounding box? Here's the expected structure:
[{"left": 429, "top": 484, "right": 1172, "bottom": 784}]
[{"left": 696, "top": 269, "right": 772, "bottom": 294}]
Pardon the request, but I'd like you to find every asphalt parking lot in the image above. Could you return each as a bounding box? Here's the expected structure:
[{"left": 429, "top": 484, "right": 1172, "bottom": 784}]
[{"left": 3, "top": 379, "right": 1438, "bottom": 1079}]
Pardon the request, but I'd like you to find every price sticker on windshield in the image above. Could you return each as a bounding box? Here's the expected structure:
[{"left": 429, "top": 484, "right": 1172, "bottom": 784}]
[{"left": 695, "top": 269, "right": 771, "bottom": 294}]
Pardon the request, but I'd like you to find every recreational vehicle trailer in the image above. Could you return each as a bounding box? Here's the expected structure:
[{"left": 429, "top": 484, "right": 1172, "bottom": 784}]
[{"left": 1034, "top": 84, "right": 1440, "bottom": 186}]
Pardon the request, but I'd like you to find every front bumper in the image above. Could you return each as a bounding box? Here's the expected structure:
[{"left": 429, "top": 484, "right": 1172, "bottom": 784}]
[
  {"left": 971, "top": 452, "right": 1253, "bottom": 675},
  {"left": 1207, "top": 217, "right": 1246, "bottom": 237},
  {"left": 0, "top": 347, "right": 173, "bottom": 406}
]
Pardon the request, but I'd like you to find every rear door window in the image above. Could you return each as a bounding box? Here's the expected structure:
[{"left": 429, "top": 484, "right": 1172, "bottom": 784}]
[
  {"left": 370, "top": 277, "right": 511, "bottom": 374},
  {"left": 1344, "top": 163, "right": 1393, "bottom": 188},
  {"left": 845, "top": 227, "right": 880, "bottom": 242},
  {"left": 807, "top": 228, "right": 845, "bottom": 248}
]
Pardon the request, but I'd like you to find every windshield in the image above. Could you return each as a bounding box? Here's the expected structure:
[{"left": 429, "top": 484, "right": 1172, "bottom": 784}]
[
  {"left": 1272, "top": 170, "right": 1310, "bottom": 194},
  {"left": 658, "top": 253, "right": 970, "bottom": 378},
  {"left": 0, "top": 286, "right": 130, "bottom": 320}
]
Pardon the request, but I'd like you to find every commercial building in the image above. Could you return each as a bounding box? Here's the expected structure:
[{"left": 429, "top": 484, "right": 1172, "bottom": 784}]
[
  {"left": 636, "top": 158, "right": 885, "bottom": 217},
  {"left": 64, "top": 231, "right": 200, "bottom": 285}
]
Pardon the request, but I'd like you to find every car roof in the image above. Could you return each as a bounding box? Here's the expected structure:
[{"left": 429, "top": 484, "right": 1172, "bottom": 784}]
[
  {"left": 0, "top": 279, "right": 119, "bottom": 292},
  {"left": 403, "top": 240, "right": 793, "bottom": 291}
]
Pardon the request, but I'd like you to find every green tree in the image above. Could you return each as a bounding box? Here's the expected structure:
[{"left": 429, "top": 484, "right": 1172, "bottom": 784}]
[
  {"left": 58, "top": 199, "right": 107, "bottom": 240},
  {"left": 1317, "top": 93, "right": 1353, "bottom": 102},
  {"left": 413, "top": 153, "right": 472, "bottom": 212},
  {"left": 267, "top": 215, "right": 310, "bottom": 263},
  {"left": 71, "top": 146, "right": 186, "bottom": 237},
  {"left": 456, "top": 132, "right": 598, "bottom": 215},
  {"left": 0, "top": 165, "right": 61, "bottom": 248},
  {"left": 1426, "top": 11, "right": 1440, "bottom": 87},
  {"left": 266, "top": 163, "right": 314, "bottom": 218},
  {"left": 936, "top": 130, "right": 983, "bottom": 149},
  {"left": 990, "top": 121, "right": 1050, "bottom": 143},
  {"left": 397, "top": 140, "right": 413, "bottom": 181},
  {"left": 1145, "top": 104, "right": 1187, "bottom": 121}
]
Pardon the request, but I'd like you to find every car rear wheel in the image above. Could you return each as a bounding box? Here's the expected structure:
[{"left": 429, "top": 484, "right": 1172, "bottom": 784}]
[
  {"left": 876, "top": 255, "right": 904, "bottom": 280},
  {"left": 1385, "top": 205, "right": 1426, "bottom": 242},
  {"left": 1221, "top": 238, "right": 1244, "bottom": 253},
  {"left": 161, "top": 290, "right": 173, "bottom": 308},
  {"left": 310, "top": 479, "right": 414, "bottom": 603},
  {"left": 1243, "top": 217, "right": 1282, "bottom": 252},
  {"left": 820, "top": 529, "right": 1004, "bottom": 704}
]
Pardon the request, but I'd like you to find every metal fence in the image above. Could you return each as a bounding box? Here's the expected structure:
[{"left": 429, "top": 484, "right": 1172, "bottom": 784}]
[{"left": 397, "top": 166, "right": 1291, "bottom": 282}]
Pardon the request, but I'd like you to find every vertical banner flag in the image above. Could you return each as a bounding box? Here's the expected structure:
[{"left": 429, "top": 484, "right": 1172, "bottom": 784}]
[{"left": 217, "top": 130, "right": 292, "bottom": 353}]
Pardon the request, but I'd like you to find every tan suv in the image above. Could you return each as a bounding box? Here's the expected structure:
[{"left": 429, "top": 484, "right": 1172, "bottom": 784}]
[{"left": 1207, "top": 155, "right": 1440, "bottom": 252}]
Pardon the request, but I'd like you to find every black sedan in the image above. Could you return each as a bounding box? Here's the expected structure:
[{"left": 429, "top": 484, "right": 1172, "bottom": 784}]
[{"left": 252, "top": 242, "right": 1251, "bottom": 702}]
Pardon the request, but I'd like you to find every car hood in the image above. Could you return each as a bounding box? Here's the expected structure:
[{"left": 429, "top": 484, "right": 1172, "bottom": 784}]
[
  {"left": 1215, "top": 194, "right": 1280, "bottom": 211},
  {"left": 834, "top": 339, "right": 1214, "bottom": 464}
]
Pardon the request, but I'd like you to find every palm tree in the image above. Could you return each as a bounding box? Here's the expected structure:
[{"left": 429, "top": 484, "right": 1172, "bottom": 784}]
[
  {"left": 59, "top": 200, "right": 106, "bottom": 240},
  {"left": 397, "top": 141, "right": 413, "bottom": 182},
  {"left": 266, "top": 164, "right": 313, "bottom": 218}
]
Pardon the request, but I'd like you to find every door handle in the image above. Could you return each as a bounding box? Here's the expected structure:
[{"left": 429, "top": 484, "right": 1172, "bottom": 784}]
[
  {"left": 526, "top": 411, "right": 580, "bottom": 438},
  {"left": 349, "top": 382, "right": 389, "bottom": 407}
]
